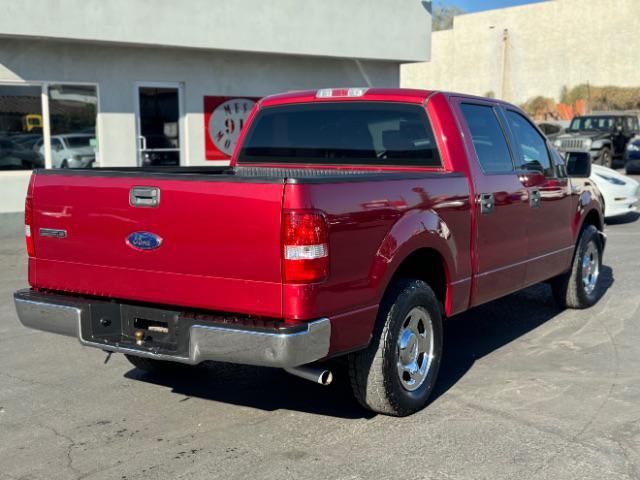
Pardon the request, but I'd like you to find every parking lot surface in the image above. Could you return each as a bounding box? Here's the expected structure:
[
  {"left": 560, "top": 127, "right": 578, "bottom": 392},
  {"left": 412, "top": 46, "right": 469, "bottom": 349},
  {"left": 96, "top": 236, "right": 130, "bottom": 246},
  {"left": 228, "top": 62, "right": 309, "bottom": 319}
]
[{"left": 1, "top": 205, "right": 639, "bottom": 480}]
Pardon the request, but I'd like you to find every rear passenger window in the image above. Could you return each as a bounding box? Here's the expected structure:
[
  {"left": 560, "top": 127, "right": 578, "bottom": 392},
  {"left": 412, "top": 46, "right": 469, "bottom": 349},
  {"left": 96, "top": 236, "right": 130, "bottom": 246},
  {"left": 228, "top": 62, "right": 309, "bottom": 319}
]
[
  {"left": 460, "top": 103, "right": 514, "bottom": 173},
  {"left": 506, "top": 110, "right": 554, "bottom": 177}
]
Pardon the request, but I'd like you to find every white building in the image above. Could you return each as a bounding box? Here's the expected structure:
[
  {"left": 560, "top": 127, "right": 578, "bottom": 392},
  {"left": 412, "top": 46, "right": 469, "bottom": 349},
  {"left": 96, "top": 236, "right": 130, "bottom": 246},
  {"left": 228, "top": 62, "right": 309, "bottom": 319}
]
[
  {"left": 402, "top": 0, "right": 640, "bottom": 105},
  {"left": 0, "top": 0, "right": 431, "bottom": 213}
]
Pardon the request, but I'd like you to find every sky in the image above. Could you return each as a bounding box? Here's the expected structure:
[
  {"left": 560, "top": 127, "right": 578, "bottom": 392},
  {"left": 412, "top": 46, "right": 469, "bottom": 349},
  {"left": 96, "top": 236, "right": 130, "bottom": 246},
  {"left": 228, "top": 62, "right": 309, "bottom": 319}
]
[{"left": 449, "top": 0, "right": 548, "bottom": 13}]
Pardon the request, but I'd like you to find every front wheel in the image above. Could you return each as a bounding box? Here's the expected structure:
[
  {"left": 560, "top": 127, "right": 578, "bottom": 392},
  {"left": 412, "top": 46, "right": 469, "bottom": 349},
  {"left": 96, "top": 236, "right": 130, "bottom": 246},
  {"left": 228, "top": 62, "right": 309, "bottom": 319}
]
[
  {"left": 597, "top": 147, "right": 613, "bottom": 168},
  {"left": 551, "top": 225, "right": 603, "bottom": 309},
  {"left": 348, "top": 279, "right": 443, "bottom": 416}
]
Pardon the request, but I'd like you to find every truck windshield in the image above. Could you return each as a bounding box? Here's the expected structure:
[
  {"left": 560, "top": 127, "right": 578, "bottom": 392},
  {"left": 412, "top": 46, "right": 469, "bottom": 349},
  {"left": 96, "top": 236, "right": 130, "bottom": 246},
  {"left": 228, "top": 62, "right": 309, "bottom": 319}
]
[
  {"left": 237, "top": 102, "right": 441, "bottom": 167},
  {"left": 569, "top": 116, "right": 614, "bottom": 131}
]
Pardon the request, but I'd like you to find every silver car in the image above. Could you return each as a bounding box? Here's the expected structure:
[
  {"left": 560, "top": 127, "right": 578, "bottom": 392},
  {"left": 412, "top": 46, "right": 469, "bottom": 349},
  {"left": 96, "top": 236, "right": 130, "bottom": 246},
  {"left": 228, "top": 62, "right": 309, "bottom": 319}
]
[{"left": 36, "top": 134, "right": 96, "bottom": 168}]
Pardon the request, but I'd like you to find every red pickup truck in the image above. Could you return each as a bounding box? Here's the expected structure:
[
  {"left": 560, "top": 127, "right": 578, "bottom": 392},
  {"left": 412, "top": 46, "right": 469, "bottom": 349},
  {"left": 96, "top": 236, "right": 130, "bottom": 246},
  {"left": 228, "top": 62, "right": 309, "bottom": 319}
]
[{"left": 14, "top": 88, "right": 605, "bottom": 416}]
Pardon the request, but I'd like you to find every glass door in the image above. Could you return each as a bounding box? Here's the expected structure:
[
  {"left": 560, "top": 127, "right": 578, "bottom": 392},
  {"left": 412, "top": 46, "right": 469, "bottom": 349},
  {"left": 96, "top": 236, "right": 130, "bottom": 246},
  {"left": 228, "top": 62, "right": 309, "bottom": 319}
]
[{"left": 136, "top": 84, "right": 182, "bottom": 166}]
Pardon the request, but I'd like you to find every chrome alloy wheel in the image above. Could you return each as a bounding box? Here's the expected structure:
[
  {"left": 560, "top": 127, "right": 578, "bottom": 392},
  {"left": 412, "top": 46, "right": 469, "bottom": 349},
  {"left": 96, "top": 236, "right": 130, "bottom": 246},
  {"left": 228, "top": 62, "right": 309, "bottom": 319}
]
[
  {"left": 581, "top": 242, "right": 600, "bottom": 295},
  {"left": 396, "top": 306, "right": 435, "bottom": 392}
]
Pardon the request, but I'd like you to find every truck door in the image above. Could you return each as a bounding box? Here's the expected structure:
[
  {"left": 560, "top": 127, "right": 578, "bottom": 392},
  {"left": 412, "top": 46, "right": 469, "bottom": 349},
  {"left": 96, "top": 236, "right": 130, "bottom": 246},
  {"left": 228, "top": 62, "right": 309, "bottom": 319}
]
[
  {"left": 453, "top": 99, "right": 531, "bottom": 307},
  {"left": 502, "top": 109, "right": 573, "bottom": 285}
]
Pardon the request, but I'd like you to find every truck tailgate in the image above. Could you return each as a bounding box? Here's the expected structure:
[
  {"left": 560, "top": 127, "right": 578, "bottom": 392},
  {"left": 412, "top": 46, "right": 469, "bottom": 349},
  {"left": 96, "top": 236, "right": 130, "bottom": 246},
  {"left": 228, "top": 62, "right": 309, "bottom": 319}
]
[{"left": 29, "top": 172, "right": 284, "bottom": 317}]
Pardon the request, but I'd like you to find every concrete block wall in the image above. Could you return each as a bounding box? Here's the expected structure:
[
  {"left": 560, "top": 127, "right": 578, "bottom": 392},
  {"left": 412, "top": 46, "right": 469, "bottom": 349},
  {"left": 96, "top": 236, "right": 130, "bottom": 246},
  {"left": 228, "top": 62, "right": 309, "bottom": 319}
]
[{"left": 402, "top": 0, "right": 640, "bottom": 104}]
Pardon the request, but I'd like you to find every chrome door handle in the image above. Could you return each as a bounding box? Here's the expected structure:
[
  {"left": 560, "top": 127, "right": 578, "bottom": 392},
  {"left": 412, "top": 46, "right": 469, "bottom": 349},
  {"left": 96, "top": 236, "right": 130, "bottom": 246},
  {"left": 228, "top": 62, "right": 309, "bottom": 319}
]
[
  {"left": 479, "top": 193, "right": 495, "bottom": 214},
  {"left": 530, "top": 189, "right": 541, "bottom": 208}
]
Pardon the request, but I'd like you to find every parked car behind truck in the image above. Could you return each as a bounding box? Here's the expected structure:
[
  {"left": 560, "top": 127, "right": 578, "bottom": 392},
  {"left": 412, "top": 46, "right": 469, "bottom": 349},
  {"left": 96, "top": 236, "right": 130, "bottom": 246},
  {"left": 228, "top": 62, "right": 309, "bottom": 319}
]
[
  {"left": 590, "top": 164, "right": 639, "bottom": 219},
  {"left": 35, "top": 133, "right": 96, "bottom": 168},
  {"left": 14, "top": 88, "right": 606, "bottom": 416},
  {"left": 624, "top": 135, "right": 640, "bottom": 174},
  {"left": 554, "top": 113, "right": 639, "bottom": 167}
]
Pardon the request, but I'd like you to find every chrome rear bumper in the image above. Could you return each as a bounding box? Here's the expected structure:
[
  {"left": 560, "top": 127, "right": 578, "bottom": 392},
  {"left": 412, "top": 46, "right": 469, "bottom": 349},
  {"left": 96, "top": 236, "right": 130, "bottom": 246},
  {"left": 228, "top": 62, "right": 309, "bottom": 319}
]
[{"left": 13, "top": 289, "right": 330, "bottom": 368}]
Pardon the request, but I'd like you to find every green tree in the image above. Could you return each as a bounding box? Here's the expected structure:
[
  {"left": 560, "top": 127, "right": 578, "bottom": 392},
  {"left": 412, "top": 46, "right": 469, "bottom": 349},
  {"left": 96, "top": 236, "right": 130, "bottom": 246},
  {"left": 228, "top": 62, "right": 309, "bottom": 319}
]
[
  {"left": 522, "top": 96, "right": 556, "bottom": 119},
  {"left": 559, "top": 84, "right": 640, "bottom": 111},
  {"left": 432, "top": 2, "right": 465, "bottom": 31}
]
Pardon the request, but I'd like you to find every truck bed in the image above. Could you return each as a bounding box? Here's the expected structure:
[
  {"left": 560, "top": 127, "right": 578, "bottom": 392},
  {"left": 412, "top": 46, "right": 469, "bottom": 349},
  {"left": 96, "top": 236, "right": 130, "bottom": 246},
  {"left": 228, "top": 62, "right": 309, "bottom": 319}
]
[{"left": 28, "top": 167, "right": 467, "bottom": 322}]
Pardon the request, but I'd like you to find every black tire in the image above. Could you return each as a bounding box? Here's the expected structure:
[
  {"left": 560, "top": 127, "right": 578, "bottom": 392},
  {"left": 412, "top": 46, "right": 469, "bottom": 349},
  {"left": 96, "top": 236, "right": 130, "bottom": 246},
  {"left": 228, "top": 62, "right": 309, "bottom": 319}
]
[
  {"left": 598, "top": 147, "right": 612, "bottom": 168},
  {"left": 348, "top": 279, "right": 443, "bottom": 417},
  {"left": 625, "top": 161, "right": 640, "bottom": 175},
  {"left": 125, "top": 354, "right": 188, "bottom": 375},
  {"left": 551, "top": 225, "right": 603, "bottom": 309},
  {"left": 60, "top": 159, "right": 69, "bottom": 168}
]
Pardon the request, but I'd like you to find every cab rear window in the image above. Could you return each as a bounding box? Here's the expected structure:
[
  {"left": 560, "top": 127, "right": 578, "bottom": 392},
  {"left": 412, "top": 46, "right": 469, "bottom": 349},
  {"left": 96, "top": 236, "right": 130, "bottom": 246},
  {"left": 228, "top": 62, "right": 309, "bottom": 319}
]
[{"left": 237, "top": 102, "right": 441, "bottom": 167}]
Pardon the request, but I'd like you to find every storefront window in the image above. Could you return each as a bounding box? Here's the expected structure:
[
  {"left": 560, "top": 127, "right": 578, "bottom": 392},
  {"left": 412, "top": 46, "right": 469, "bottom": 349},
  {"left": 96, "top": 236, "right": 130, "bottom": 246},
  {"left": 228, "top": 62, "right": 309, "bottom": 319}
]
[
  {"left": 0, "top": 85, "right": 45, "bottom": 170},
  {"left": 46, "top": 84, "right": 98, "bottom": 168}
]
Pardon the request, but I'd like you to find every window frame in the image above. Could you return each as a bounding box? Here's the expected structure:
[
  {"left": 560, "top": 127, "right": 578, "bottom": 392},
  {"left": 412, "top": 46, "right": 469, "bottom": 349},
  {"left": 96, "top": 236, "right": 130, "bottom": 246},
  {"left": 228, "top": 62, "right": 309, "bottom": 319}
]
[
  {"left": 502, "top": 107, "right": 559, "bottom": 179},
  {"left": 237, "top": 101, "right": 444, "bottom": 169},
  {"left": 549, "top": 147, "right": 568, "bottom": 179},
  {"left": 459, "top": 101, "right": 518, "bottom": 175},
  {"left": 0, "top": 80, "right": 101, "bottom": 171}
]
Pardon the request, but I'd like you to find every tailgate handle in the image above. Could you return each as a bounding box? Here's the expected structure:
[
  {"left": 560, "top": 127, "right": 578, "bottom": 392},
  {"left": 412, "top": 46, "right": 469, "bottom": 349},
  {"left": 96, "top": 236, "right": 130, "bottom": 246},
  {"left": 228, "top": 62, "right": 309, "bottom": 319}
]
[{"left": 130, "top": 186, "right": 160, "bottom": 207}]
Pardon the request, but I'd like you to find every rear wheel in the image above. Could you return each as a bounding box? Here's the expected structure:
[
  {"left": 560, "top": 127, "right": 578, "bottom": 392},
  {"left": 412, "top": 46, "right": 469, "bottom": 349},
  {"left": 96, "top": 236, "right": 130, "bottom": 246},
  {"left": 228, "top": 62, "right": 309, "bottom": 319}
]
[
  {"left": 348, "top": 279, "right": 443, "bottom": 416},
  {"left": 551, "top": 224, "right": 603, "bottom": 309}
]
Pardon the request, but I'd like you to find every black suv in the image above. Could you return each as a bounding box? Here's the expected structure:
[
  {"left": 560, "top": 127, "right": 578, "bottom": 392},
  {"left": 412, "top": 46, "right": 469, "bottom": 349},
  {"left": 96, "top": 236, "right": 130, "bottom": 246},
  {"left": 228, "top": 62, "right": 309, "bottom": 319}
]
[{"left": 552, "top": 114, "right": 639, "bottom": 167}]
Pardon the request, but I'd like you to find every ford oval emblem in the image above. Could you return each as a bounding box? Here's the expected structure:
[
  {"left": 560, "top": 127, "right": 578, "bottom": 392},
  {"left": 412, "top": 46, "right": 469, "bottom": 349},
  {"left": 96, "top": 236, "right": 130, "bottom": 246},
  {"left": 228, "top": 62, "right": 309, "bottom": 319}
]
[{"left": 126, "top": 231, "right": 163, "bottom": 251}]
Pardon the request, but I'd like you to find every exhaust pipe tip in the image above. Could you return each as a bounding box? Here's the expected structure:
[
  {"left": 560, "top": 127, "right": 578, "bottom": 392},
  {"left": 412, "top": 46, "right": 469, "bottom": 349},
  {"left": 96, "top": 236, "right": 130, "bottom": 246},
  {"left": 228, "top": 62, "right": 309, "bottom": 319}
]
[
  {"left": 285, "top": 366, "right": 333, "bottom": 386},
  {"left": 319, "top": 370, "right": 333, "bottom": 386}
]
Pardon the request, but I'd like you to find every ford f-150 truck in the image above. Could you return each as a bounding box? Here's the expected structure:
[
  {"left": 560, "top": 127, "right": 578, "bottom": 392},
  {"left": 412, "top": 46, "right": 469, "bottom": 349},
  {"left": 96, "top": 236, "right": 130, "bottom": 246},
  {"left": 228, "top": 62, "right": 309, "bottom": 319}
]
[{"left": 14, "top": 88, "right": 606, "bottom": 416}]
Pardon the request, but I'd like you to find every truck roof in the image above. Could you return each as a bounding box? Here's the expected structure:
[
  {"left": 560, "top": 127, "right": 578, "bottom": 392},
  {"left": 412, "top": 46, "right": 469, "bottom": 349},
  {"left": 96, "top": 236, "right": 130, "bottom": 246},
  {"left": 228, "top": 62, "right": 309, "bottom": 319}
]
[{"left": 259, "top": 88, "right": 435, "bottom": 107}]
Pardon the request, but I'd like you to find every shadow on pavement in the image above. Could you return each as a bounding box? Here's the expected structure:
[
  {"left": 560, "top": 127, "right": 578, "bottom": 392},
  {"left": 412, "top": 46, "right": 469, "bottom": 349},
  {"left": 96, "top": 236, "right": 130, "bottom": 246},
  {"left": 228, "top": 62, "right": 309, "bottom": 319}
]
[
  {"left": 605, "top": 211, "right": 639, "bottom": 225},
  {"left": 125, "top": 356, "right": 371, "bottom": 419},
  {"left": 125, "top": 266, "right": 614, "bottom": 418},
  {"left": 430, "top": 265, "right": 614, "bottom": 404}
]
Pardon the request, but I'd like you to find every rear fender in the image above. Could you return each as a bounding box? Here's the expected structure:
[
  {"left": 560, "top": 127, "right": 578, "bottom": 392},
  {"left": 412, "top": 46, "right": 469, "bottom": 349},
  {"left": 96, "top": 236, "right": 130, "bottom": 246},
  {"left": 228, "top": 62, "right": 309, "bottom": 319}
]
[{"left": 371, "top": 209, "right": 457, "bottom": 315}]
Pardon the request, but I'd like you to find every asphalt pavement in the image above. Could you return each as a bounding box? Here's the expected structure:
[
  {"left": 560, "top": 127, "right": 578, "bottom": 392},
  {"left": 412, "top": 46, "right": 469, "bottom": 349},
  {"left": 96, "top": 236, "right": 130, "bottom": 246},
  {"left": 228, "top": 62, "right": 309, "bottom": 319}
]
[{"left": 1, "top": 203, "right": 639, "bottom": 480}]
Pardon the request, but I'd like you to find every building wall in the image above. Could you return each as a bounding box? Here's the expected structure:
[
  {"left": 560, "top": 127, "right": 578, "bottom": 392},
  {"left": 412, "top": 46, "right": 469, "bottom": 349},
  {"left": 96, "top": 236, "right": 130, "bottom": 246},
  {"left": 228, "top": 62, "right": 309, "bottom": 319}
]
[
  {"left": 0, "top": 39, "right": 401, "bottom": 212},
  {"left": 0, "top": 0, "right": 431, "bottom": 63},
  {"left": 402, "top": 0, "right": 640, "bottom": 103}
]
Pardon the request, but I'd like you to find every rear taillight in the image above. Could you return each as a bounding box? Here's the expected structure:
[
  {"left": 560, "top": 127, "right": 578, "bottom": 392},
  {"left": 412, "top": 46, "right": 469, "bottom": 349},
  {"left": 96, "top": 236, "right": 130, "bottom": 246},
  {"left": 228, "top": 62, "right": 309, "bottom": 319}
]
[
  {"left": 282, "top": 211, "right": 329, "bottom": 283},
  {"left": 25, "top": 195, "right": 35, "bottom": 257}
]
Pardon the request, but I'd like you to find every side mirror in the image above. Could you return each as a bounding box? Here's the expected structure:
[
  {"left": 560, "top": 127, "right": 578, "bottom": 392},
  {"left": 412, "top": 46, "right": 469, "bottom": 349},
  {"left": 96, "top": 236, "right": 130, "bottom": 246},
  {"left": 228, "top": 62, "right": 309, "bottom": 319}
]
[
  {"left": 522, "top": 160, "right": 544, "bottom": 174},
  {"left": 565, "top": 151, "right": 591, "bottom": 178}
]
